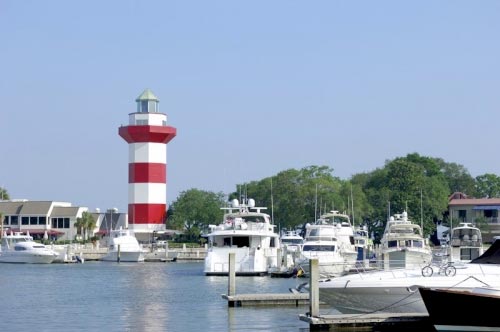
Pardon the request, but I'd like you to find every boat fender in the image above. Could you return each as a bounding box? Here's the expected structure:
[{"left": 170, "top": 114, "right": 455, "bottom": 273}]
[{"left": 406, "top": 285, "right": 418, "bottom": 293}]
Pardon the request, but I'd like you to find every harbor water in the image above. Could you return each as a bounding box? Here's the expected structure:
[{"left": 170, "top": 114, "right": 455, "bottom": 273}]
[{"left": 0, "top": 261, "right": 311, "bottom": 332}]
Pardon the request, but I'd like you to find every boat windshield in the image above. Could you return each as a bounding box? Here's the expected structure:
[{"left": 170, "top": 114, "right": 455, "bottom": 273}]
[
  {"left": 302, "top": 245, "right": 336, "bottom": 252},
  {"left": 282, "top": 239, "right": 303, "bottom": 244}
]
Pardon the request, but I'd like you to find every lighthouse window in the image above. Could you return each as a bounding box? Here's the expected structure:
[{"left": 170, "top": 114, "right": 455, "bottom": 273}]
[{"left": 140, "top": 100, "right": 148, "bottom": 112}]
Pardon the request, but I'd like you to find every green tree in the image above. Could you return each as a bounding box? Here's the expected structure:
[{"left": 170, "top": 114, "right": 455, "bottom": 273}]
[
  {"left": 230, "top": 166, "right": 345, "bottom": 232},
  {"left": 169, "top": 189, "right": 226, "bottom": 241},
  {"left": 76, "top": 211, "right": 96, "bottom": 242},
  {"left": 0, "top": 187, "right": 9, "bottom": 200},
  {"left": 475, "top": 173, "right": 500, "bottom": 198}
]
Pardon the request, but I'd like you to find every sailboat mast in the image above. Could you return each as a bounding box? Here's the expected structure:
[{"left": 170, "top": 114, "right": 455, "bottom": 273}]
[
  {"left": 314, "top": 183, "right": 318, "bottom": 222},
  {"left": 270, "top": 177, "right": 274, "bottom": 225},
  {"left": 351, "top": 185, "right": 355, "bottom": 227}
]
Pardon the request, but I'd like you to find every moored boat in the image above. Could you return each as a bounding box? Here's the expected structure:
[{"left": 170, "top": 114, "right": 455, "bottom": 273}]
[
  {"left": 101, "top": 228, "right": 145, "bottom": 262},
  {"left": 0, "top": 231, "right": 58, "bottom": 264},
  {"left": 316, "top": 239, "right": 500, "bottom": 314},
  {"left": 202, "top": 198, "right": 280, "bottom": 276},
  {"left": 377, "top": 211, "right": 432, "bottom": 269},
  {"left": 419, "top": 286, "right": 500, "bottom": 331}
]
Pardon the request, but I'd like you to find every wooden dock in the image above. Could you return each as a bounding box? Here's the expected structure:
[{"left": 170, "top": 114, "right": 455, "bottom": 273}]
[
  {"left": 222, "top": 293, "right": 309, "bottom": 307},
  {"left": 299, "top": 312, "right": 431, "bottom": 331}
]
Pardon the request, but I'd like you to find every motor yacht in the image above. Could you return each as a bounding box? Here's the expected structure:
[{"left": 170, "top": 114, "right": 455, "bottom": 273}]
[
  {"left": 376, "top": 211, "right": 432, "bottom": 269},
  {"left": 295, "top": 211, "right": 358, "bottom": 278},
  {"left": 202, "top": 198, "right": 280, "bottom": 276},
  {"left": 316, "top": 239, "right": 500, "bottom": 314},
  {"left": 279, "top": 230, "right": 304, "bottom": 253},
  {"left": 449, "top": 222, "right": 483, "bottom": 262},
  {"left": 0, "top": 231, "right": 58, "bottom": 264},
  {"left": 101, "top": 228, "right": 145, "bottom": 262}
]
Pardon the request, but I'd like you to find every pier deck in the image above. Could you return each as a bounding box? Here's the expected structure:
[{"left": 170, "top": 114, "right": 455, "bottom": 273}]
[
  {"left": 299, "top": 312, "right": 431, "bottom": 331},
  {"left": 222, "top": 293, "right": 309, "bottom": 307}
]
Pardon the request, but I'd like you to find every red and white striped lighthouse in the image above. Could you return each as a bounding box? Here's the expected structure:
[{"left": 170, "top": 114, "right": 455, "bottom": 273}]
[{"left": 118, "top": 89, "right": 176, "bottom": 237}]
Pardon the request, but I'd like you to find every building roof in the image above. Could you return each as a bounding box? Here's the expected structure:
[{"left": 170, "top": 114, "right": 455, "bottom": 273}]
[
  {"left": 0, "top": 201, "right": 53, "bottom": 215},
  {"left": 449, "top": 198, "right": 500, "bottom": 206},
  {"left": 51, "top": 206, "right": 80, "bottom": 217},
  {"left": 0, "top": 201, "right": 24, "bottom": 214},
  {"left": 19, "top": 201, "right": 53, "bottom": 214},
  {"left": 135, "top": 89, "right": 159, "bottom": 102}
]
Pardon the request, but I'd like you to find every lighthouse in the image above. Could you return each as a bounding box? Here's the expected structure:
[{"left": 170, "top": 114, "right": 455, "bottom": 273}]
[{"left": 118, "top": 89, "right": 176, "bottom": 240}]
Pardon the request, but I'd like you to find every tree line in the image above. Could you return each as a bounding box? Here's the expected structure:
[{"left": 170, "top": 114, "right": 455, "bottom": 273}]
[
  {"left": 3, "top": 153, "right": 500, "bottom": 244},
  {"left": 167, "top": 153, "right": 500, "bottom": 243}
]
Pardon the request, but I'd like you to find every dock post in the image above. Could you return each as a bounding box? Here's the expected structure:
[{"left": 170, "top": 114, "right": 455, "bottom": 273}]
[
  {"left": 309, "top": 258, "right": 319, "bottom": 317},
  {"left": 277, "top": 248, "right": 282, "bottom": 269},
  {"left": 229, "top": 252, "right": 236, "bottom": 296},
  {"left": 117, "top": 244, "right": 121, "bottom": 263},
  {"left": 228, "top": 252, "right": 237, "bottom": 307}
]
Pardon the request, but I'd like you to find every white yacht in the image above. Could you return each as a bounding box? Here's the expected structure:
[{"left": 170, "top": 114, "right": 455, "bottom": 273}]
[
  {"left": 101, "top": 228, "right": 145, "bottom": 262},
  {"left": 377, "top": 211, "right": 432, "bottom": 269},
  {"left": 295, "top": 211, "right": 358, "bottom": 278},
  {"left": 353, "top": 225, "right": 372, "bottom": 262},
  {"left": 279, "top": 230, "right": 304, "bottom": 253},
  {"left": 0, "top": 232, "right": 58, "bottom": 264},
  {"left": 203, "top": 198, "right": 280, "bottom": 276},
  {"left": 449, "top": 222, "right": 483, "bottom": 263},
  {"left": 316, "top": 239, "right": 500, "bottom": 315}
]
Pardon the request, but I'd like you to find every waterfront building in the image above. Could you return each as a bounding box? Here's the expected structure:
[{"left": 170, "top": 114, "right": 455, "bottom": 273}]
[
  {"left": 0, "top": 200, "right": 128, "bottom": 242},
  {"left": 118, "top": 89, "right": 177, "bottom": 242},
  {"left": 448, "top": 192, "right": 500, "bottom": 243}
]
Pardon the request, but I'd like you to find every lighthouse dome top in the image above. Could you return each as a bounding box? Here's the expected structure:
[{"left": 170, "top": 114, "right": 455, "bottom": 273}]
[{"left": 135, "top": 89, "right": 159, "bottom": 113}]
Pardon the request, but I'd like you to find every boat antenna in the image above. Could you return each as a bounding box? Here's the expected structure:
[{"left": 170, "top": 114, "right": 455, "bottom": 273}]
[
  {"left": 270, "top": 177, "right": 274, "bottom": 225},
  {"left": 420, "top": 188, "right": 423, "bottom": 233},
  {"left": 314, "top": 183, "right": 318, "bottom": 222}
]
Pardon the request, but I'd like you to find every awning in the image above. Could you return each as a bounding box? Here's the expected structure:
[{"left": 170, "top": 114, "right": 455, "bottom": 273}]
[
  {"left": 6, "top": 228, "right": 64, "bottom": 235},
  {"left": 473, "top": 205, "right": 500, "bottom": 210}
]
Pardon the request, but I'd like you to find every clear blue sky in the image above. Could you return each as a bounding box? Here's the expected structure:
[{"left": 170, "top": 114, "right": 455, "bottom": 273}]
[{"left": 1, "top": 1, "right": 499, "bottom": 213}]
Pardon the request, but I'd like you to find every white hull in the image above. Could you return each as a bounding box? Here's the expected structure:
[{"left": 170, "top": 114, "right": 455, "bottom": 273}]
[
  {"left": 319, "top": 264, "right": 500, "bottom": 314},
  {"left": 0, "top": 251, "right": 57, "bottom": 264},
  {"left": 101, "top": 251, "right": 144, "bottom": 262},
  {"left": 380, "top": 249, "right": 432, "bottom": 269},
  {"left": 297, "top": 252, "right": 357, "bottom": 278},
  {"left": 204, "top": 247, "right": 277, "bottom": 275}
]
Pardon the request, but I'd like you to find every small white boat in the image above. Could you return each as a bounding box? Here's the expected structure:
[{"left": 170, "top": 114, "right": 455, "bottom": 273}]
[
  {"left": 101, "top": 228, "right": 144, "bottom": 262},
  {"left": 0, "top": 232, "right": 58, "bottom": 264},
  {"left": 280, "top": 230, "right": 304, "bottom": 253}
]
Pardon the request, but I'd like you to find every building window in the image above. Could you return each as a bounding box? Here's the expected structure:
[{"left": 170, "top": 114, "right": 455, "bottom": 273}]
[
  {"left": 30, "top": 216, "right": 37, "bottom": 225},
  {"left": 39, "top": 216, "right": 47, "bottom": 225},
  {"left": 52, "top": 217, "right": 70, "bottom": 229},
  {"left": 22, "top": 216, "right": 29, "bottom": 225},
  {"left": 458, "top": 210, "right": 466, "bottom": 221},
  {"left": 484, "top": 209, "right": 498, "bottom": 218},
  {"left": 11, "top": 216, "right": 18, "bottom": 225}
]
